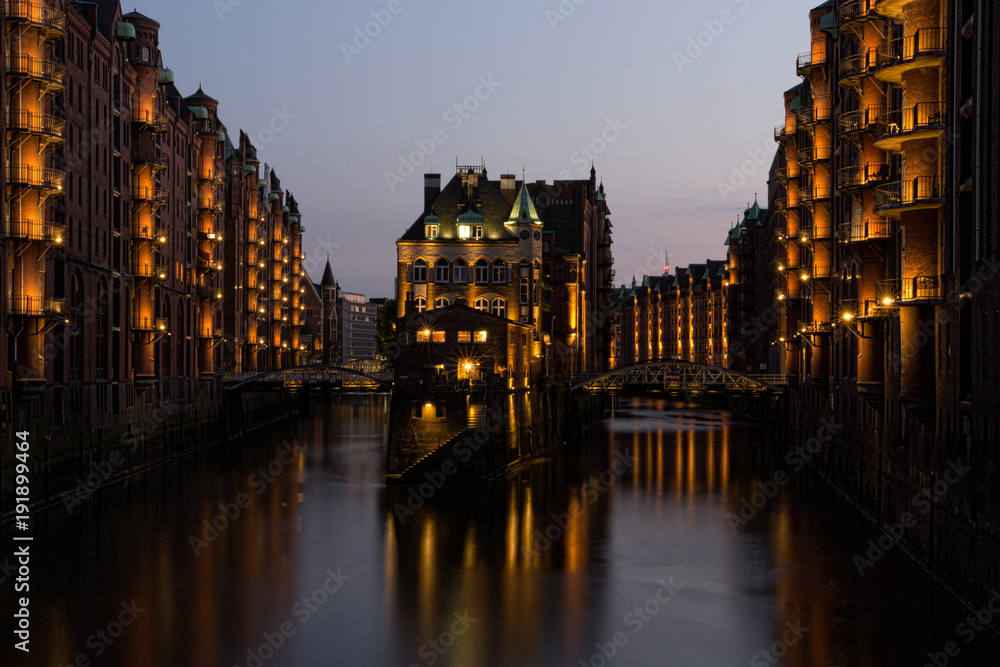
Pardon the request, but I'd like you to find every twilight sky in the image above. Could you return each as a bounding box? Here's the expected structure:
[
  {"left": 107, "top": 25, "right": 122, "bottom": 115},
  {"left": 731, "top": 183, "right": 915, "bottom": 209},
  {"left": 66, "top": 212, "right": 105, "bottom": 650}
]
[{"left": 138, "top": 0, "right": 813, "bottom": 298}]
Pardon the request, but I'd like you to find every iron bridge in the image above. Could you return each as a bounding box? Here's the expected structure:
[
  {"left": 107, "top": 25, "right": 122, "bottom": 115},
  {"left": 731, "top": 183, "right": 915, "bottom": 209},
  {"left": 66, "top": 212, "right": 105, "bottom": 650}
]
[
  {"left": 569, "top": 361, "right": 784, "bottom": 395},
  {"left": 223, "top": 362, "right": 392, "bottom": 393}
]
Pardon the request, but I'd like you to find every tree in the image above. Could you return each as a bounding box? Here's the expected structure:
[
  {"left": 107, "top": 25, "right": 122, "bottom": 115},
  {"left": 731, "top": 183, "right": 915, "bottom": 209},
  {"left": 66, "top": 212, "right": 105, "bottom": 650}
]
[{"left": 376, "top": 298, "right": 397, "bottom": 358}]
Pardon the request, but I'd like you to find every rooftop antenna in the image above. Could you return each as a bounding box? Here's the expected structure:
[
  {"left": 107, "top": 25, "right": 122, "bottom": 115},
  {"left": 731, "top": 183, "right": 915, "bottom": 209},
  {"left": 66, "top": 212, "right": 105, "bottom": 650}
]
[{"left": 663, "top": 250, "right": 671, "bottom": 276}]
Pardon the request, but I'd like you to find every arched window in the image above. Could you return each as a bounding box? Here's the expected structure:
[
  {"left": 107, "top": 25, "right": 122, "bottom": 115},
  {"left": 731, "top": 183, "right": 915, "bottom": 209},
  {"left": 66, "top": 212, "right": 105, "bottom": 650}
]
[
  {"left": 491, "top": 298, "right": 506, "bottom": 318},
  {"left": 434, "top": 297, "right": 450, "bottom": 309},
  {"left": 474, "top": 298, "right": 489, "bottom": 312},
  {"left": 414, "top": 297, "right": 426, "bottom": 313},
  {"left": 453, "top": 258, "right": 468, "bottom": 284},
  {"left": 474, "top": 259, "right": 489, "bottom": 285},
  {"left": 140, "top": 46, "right": 150, "bottom": 62},
  {"left": 413, "top": 259, "right": 427, "bottom": 283},
  {"left": 435, "top": 258, "right": 449, "bottom": 283},
  {"left": 492, "top": 259, "right": 506, "bottom": 285},
  {"left": 520, "top": 260, "right": 531, "bottom": 304}
]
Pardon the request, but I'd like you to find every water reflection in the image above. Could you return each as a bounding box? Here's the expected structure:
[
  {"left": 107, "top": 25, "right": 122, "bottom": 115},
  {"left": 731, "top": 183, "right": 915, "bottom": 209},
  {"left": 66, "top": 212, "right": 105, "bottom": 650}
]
[{"left": 3, "top": 396, "right": 998, "bottom": 667}]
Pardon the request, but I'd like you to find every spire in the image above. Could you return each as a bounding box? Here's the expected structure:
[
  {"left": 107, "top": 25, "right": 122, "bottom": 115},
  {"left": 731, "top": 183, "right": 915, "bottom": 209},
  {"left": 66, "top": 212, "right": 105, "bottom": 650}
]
[
  {"left": 504, "top": 183, "right": 543, "bottom": 225},
  {"left": 321, "top": 255, "right": 336, "bottom": 287}
]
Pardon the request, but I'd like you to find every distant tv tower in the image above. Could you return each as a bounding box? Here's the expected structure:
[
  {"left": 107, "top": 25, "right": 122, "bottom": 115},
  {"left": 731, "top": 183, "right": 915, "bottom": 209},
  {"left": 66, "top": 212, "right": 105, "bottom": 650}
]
[{"left": 663, "top": 250, "right": 671, "bottom": 275}]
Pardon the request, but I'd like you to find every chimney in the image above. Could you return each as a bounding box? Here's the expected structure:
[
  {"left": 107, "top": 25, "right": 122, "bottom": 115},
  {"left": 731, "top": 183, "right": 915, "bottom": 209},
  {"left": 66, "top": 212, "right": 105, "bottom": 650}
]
[
  {"left": 424, "top": 174, "right": 441, "bottom": 208},
  {"left": 500, "top": 174, "right": 516, "bottom": 204}
]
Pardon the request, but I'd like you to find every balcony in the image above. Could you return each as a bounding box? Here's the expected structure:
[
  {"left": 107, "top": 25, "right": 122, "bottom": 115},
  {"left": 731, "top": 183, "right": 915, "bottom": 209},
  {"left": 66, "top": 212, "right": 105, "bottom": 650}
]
[
  {"left": 839, "top": 49, "right": 875, "bottom": 87},
  {"left": 774, "top": 123, "right": 796, "bottom": 142},
  {"left": 5, "top": 1, "right": 67, "bottom": 38},
  {"left": 3, "top": 219, "right": 65, "bottom": 244},
  {"left": 131, "top": 186, "right": 169, "bottom": 207},
  {"left": 796, "top": 44, "right": 828, "bottom": 76},
  {"left": 775, "top": 288, "right": 799, "bottom": 303},
  {"left": 6, "top": 164, "right": 64, "bottom": 193},
  {"left": 874, "top": 176, "right": 945, "bottom": 214},
  {"left": 873, "top": 102, "right": 946, "bottom": 150},
  {"left": 133, "top": 317, "right": 169, "bottom": 332},
  {"left": 873, "top": 28, "right": 946, "bottom": 83},
  {"left": 132, "top": 262, "right": 168, "bottom": 281},
  {"left": 199, "top": 258, "right": 224, "bottom": 273},
  {"left": 199, "top": 198, "right": 224, "bottom": 214},
  {"left": 131, "top": 222, "right": 168, "bottom": 245},
  {"left": 5, "top": 53, "right": 65, "bottom": 90},
  {"left": 132, "top": 148, "right": 169, "bottom": 170},
  {"left": 838, "top": 218, "right": 892, "bottom": 243},
  {"left": 199, "top": 328, "right": 224, "bottom": 340},
  {"left": 6, "top": 110, "right": 65, "bottom": 145},
  {"left": 7, "top": 295, "right": 64, "bottom": 317},
  {"left": 901, "top": 275, "right": 943, "bottom": 303},
  {"left": 132, "top": 108, "right": 169, "bottom": 133},
  {"left": 838, "top": 162, "right": 891, "bottom": 189},
  {"left": 798, "top": 185, "right": 832, "bottom": 205},
  {"left": 796, "top": 98, "right": 832, "bottom": 127},
  {"left": 198, "top": 169, "right": 225, "bottom": 185},
  {"left": 839, "top": 0, "right": 877, "bottom": 26},
  {"left": 797, "top": 144, "right": 832, "bottom": 164},
  {"left": 773, "top": 166, "right": 800, "bottom": 184},
  {"left": 812, "top": 264, "right": 833, "bottom": 280},
  {"left": 838, "top": 107, "right": 878, "bottom": 139}
]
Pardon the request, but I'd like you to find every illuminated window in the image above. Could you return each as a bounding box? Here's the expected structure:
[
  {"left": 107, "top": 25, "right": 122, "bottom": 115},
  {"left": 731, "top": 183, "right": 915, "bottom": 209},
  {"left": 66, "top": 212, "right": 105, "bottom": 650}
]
[
  {"left": 474, "top": 330, "right": 488, "bottom": 343},
  {"left": 425, "top": 224, "right": 438, "bottom": 239},
  {"left": 474, "top": 298, "right": 489, "bottom": 312},
  {"left": 491, "top": 298, "right": 506, "bottom": 318},
  {"left": 453, "top": 258, "right": 467, "bottom": 283},
  {"left": 458, "top": 331, "right": 471, "bottom": 342},
  {"left": 492, "top": 259, "right": 506, "bottom": 285},
  {"left": 435, "top": 258, "right": 449, "bottom": 283},
  {"left": 417, "top": 330, "right": 431, "bottom": 342},
  {"left": 458, "top": 224, "right": 471, "bottom": 239},
  {"left": 414, "top": 297, "right": 426, "bottom": 313},
  {"left": 434, "top": 297, "right": 449, "bottom": 309},
  {"left": 432, "top": 331, "right": 446, "bottom": 343},
  {"left": 475, "top": 259, "right": 489, "bottom": 284},
  {"left": 473, "top": 225, "right": 483, "bottom": 239},
  {"left": 413, "top": 259, "right": 427, "bottom": 283}
]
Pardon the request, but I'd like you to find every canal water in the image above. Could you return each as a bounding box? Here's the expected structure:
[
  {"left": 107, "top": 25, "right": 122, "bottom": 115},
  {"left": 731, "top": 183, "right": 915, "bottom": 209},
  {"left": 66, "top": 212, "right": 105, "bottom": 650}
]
[{"left": 3, "top": 395, "right": 998, "bottom": 666}]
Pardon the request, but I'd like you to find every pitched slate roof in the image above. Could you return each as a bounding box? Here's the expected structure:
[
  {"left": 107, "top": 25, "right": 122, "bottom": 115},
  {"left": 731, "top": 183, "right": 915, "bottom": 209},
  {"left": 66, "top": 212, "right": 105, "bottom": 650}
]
[{"left": 399, "top": 173, "right": 522, "bottom": 243}]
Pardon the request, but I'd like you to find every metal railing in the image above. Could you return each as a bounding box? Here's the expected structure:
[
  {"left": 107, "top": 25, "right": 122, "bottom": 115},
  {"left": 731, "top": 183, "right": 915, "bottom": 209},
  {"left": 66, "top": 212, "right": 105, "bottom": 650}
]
[
  {"left": 6, "top": 110, "right": 65, "bottom": 138},
  {"left": 838, "top": 162, "right": 891, "bottom": 188},
  {"left": 6, "top": 164, "right": 64, "bottom": 191},
  {"left": 873, "top": 28, "right": 946, "bottom": 70},
  {"left": 3, "top": 219, "right": 65, "bottom": 243},
  {"left": 797, "top": 144, "right": 832, "bottom": 163},
  {"left": 132, "top": 148, "right": 169, "bottom": 168},
  {"left": 839, "top": 0, "right": 876, "bottom": 23},
  {"left": 133, "top": 317, "right": 169, "bottom": 332},
  {"left": 838, "top": 218, "right": 892, "bottom": 243},
  {"left": 875, "top": 176, "right": 945, "bottom": 209},
  {"left": 131, "top": 222, "right": 168, "bottom": 243},
  {"left": 774, "top": 123, "right": 796, "bottom": 141},
  {"left": 132, "top": 108, "right": 169, "bottom": 131},
  {"left": 874, "top": 102, "right": 947, "bottom": 141},
  {"left": 131, "top": 186, "right": 169, "bottom": 205},
  {"left": 5, "top": 53, "right": 65, "bottom": 85},
  {"left": 901, "top": 275, "right": 943, "bottom": 301},
  {"left": 7, "top": 295, "right": 64, "bottom": 316},
  {"left": 132, "top": 263, "right": 168, "bottom": 280},
  {"left": 5, "top": 0, "right": 67, "bottom": 32}
]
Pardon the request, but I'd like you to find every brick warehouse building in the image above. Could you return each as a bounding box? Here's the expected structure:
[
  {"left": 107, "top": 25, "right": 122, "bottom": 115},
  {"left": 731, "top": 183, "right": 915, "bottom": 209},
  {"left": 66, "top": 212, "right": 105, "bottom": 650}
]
[
  {"left": 2, "top": 2, "right": 305, "bottom": 436},
  {"left": 616, "top": 259, "right": 729, "bottom": 368},
  {"left": 756, "top": 0, "right": 1000, "bottom": 610},
  {"left": 395, "top": 163, "right": 614, "bottom": 377}
]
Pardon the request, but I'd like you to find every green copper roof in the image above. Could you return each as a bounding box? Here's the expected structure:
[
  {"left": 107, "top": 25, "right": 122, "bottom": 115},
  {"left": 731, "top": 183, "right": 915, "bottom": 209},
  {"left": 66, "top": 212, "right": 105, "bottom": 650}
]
[
  {"left": 820, "top": 10, "right": 838, "bottom": 38},
  {"left": 189, "top": 106, "right": 208, "bottom": 120},
  {"left": 258, "top": 178, "right": 267, "bottom": 187},
  {"left": 457, "top": 207, "right": 484, "bottom": 225},
  {"left": 243, "top": 164, "right": 256, "bottom": 174},
  {"left": 116, "top": 22, "right": 135, "bottom": 40},
  {"left": 282, "top": 205, "right": 290, "bottom": 213},
  {"left": 269, "top": 192, "right": 279, "bottom": 202},
  {"left": 504, "top": 184, "right": 542, "bottom": 225}
]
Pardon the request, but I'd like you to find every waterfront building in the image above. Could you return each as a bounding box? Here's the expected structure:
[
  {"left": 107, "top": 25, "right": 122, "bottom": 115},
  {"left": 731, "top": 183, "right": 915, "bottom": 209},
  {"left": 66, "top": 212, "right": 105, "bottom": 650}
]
[
  {"left": 616, "top": 260, "right": 728, "bottom": 368},
  {"left": 393, "top": 301, "right": 534, "bottom": 388},
  {"left": 2, "top": 1, "right": 305, "bottom": 437},
  {"left": 395, "top": 163, "right": 614, "bottom": 381}
]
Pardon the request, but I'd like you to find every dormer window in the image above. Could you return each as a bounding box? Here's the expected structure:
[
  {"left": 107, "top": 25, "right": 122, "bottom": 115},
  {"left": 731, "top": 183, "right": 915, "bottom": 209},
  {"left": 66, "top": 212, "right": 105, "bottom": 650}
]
[
  {"left": 473, "top": 225, "right": 483, "bottom": 239},
  {"left": 458, "top": 224, "right": 471, "bottom": 239},
  {"left": 425, "top": 224, "right": 438, "bottom": 239}
]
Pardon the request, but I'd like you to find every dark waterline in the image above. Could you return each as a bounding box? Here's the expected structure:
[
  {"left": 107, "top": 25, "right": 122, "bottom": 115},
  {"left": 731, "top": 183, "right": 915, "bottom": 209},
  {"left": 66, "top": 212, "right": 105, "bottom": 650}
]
[{"left": 2, "top": 395, "right": 998, "bottom": 666}]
